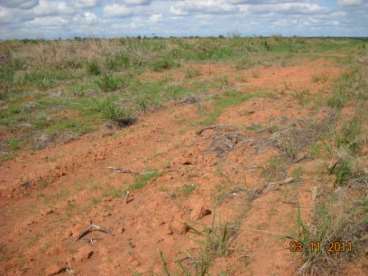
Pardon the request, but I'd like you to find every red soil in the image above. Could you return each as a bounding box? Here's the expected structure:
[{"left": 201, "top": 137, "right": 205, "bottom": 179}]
[{"left": 2, "top": 60, "right": 364, "bottom": 276}]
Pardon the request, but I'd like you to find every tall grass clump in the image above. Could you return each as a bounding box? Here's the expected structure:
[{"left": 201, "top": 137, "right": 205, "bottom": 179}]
[
  {"left": 93, "top": 98, "right": 134, "bottom": 125},
  {"left": 87, "top": 60, "right": 101, "bottom": 75},
  {"left": 96, "top": 74, "right": 125, "bottom": 92}
]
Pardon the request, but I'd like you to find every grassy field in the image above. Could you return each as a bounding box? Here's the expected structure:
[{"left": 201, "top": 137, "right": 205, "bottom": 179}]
[
  {"left": 0, "top": 37, "right": 366, "bottom": 159},
  {"left": 0, "top": 37, "right": 368, "bottom": 275}
]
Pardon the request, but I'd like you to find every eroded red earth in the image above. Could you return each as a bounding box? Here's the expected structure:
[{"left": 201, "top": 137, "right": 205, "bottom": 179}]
[{"left": 1, "top": 60, "right": 365, "bottom": 275}]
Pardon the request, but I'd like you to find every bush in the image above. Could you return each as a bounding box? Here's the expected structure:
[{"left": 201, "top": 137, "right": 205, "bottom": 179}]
[
  {"left": 151, "top": 57, "right": 178, "bottom": 72},
  {"left": 336, "top": 117, "right": 362, "bottom": 154},
  {"left": 94, "top": 98, "right": 135, "bottom": 127},
  {"left": 87, "top": 60, "right": 101, "bottom": 75},
  {"left": 105, "top": 53, "right": 130, "bottom": 71},
  {"left": 96, "top": 74, "right": 124, "bottom": 92}
]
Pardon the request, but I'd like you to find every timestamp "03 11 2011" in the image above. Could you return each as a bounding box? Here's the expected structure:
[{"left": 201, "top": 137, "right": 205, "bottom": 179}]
[{"left": 288, "top": 240, "right": 353, "bottom": 254}]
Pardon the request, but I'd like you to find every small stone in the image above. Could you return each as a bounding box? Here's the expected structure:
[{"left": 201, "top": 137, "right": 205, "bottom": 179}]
[
  {"left": 42, "top": 209, "right": 54, "bottom": 216},
  {"left": 45, "top": 263, "right": 69, "bottom": 276},
  {"left": 33, "top": 133, "right": 54, "bottom": 150},
  {"left": 191, "top": 205, "right": 212, "bottom": 220},
  {"left": 169, "top": 220, "right": 190, "bottom": 235},
  {"left": 73, "top": 246, "right": 94, "bottom": 263}
]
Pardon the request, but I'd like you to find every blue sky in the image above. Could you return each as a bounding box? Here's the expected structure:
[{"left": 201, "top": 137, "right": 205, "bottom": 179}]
[{"left": 0, "top": 0, "right": 367, "bottom": 39}]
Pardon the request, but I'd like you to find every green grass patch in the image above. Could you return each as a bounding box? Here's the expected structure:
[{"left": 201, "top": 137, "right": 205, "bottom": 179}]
[
  {"left": 7, "top": 138, "right": 22, "bottom": 151},
  {"left": 86, "top": 60, "right": 101, "bottom": 76},
  {"left": 91, "top": 98, "right": 134, "bottom": 123},
  {"left": 151, "top": 57, "right": 179, "bottom": 72},
  {"left": 127, "top": 170, "right": 160, "bottom": 191},
  {"left": 180, "top": 183, "right": 197, "bottom": 196},
  {"left": 199, "top": 90, "right": 257, "bottom": 125},
  {"left": 96, "top": 74, "right": 127, "bottom": 92}
]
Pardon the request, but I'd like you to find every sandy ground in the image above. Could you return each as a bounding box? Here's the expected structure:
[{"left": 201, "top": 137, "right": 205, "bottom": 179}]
[{"left": 2, "top": 59, "right": 363, "bottom": 275}]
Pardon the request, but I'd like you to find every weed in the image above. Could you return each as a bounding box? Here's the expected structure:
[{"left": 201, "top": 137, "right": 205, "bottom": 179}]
[
  {"left": 246, "top": 123, "right": 264, "bottom": 132},
  {"left": 127, "top": 170, "right": 160, "bottom": 191},
  {"left": 93, "top": 98, "right": 134, "bottom": 123},
  {"left": 272, "top": 115, "right": 335, "bottom": 160},
  {"left": 96, "top": 74, "right": 125, "bottom": 92},
  {"left": 185, "top": 67, "right": 201, "bottom": 79},
  {"left": 20, "top": 69, "right": 71, "bottom": 90},
  {"left": 291, "top": 167, "right": 304, "bottom": 182},
  {"left": 261, "top": 155, "right": 288, "bottom": 182},
  {"left": 331, "top": 158, "right": 353, "bottom": 186},
  {"left": 293, "top": 89, "right": 311, "bottom": 106},
  {"left": 200, "top": 90, "right": 256, "bottom": 125},
  {"left": 159, "top": 251, "right": 171, "bottom": 276},
  {"left": 181, "top": 183, "right": 197, "bottom": 196},
  {"left": 105, "top": 53, "right": 130, "bottom": 71},
  {"left": 335, "top": 117, "right": 362, "bottom": 154},
  {"left": 312, "top": 74, "right": 329, "bottom": 83},
  {"left": 87, "top": 60, "right": 101, "bottom": 75},
  {"left": 151, "top": 57, "right": 179, "bottom": 72},
  {"left": 7, "top": 138, "right": 22, "bottom": 151},
  {"left": 203, "top": 223, "right": 235, "bottom": 257},
  {"left": 291, "top": 194, "right": 367, "bottom": 275}
]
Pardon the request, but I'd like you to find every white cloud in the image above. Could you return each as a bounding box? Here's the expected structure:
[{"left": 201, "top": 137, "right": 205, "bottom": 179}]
[
  {"left": 0, "top": 6, "right": 12, "bottom": 23},
  {"left": 28, "top": 15, "right": 69, "bottom": 27},
  {"left": 240, "top": 2, "right": 325, "bottom": 14},
  {"left": 32, "top": 0, "right": 75, "bottom": 17},
  {"left": 0, "top": 0, "right": 39, "bottom": 9},
  {"left": 103, "top": 3, "right": 132, "bottom": 17},
  {"left": 0, "top": 0, "right": 368, "bottom": 39},
  {"left": 124, "top": 0, "right": 152, "bottom": 6},
  {"left": 338, "top": 0, "right": 363, "bottom": 6},
  {"left": 149, "top": 13, "right": 162, "bottom": 22},
  {"left": 74, "top": 0, "right": 100, "bottom": 8},
  {"left": 170, "top": 0, "right": 236, "bottom": 15}
]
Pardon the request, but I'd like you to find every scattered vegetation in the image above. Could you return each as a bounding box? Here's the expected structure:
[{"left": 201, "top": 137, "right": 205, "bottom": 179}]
[
  {"left": 0, "top": 37, "right": 365, "bottom": 160},
  {"left": 185, "top": 67, "right": 201, "bottom": 79},
  {"left": 1, "top": 37, "right": 368, "bottom": 274},
  {"left": 262, "top": 155, "right": 288, "bottom": 182},
  {"left": 291, "top": 195, "right": 367, "bottom": 275},
  {"left": 287, "top": 51, "right": 368, "bottom": 274},
  {"left": 200, "top": 90, "right": 257, "bottom": 125},
  {"left": 161, "top": 219, "right": 239, "bottom": 275},
  {"left": 87, "top": 60, "right": 101, "bottom": 76},
  {"left": 127, "top": 170, "right": 160, "bottom": 191},
  {"left": 180, "top": 183, "right": 198, "bottom": 197},
  {"left": 96, "top": 74, "right": 125, "bottom": 92}
]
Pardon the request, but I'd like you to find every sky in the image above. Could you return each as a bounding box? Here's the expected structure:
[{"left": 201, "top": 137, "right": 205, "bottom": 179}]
[{"left": 0, "top": 0, "right": 367, "bottom": 39}]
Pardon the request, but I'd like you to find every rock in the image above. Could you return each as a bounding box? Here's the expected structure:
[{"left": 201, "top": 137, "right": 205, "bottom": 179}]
[
  {"left": 20, "top": 180, "right": 33, "bottom": 189},
  {"left": 22, "top": 102, "right": 37, "bottom": 112},
  {"left": 179, "top": 96, "right": 199, "bottom": 105},
  {"left": 73, "top": 246, "right": 94, "bottom": 263},
  {"left": 191, "top": 206, "right": 212, "bottom": 220},
  {"left": 50, "top": 91, "right": 64, "bottom": 98},
  {"left": 168, "top": 220, "right": 190, "bottom": 235},
  {"left": 17, "top": 122, "right": 33, "bottom": 129},
  {"left": 41, "top": 208, "right": 54, "bottom": 216},
  {"left": 45, "top": 263, "right": 71, "bottom": 276},
  {"left": 33, "top": 133, "right": 54, "bottom": 150},
  {"left": 127, "top": 256, "right": 141, "bottom": 267},
  {"left": 103, "top": 121, "right": 115, "bottom": 130},
  {"left": 57, "top": 132, "right": 77, "bottom": 144},
  {"left": 115, "top": 117, "right": 137, "bottom": 128}
]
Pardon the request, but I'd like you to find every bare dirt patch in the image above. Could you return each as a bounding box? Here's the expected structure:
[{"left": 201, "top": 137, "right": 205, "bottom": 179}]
[{"left": 1, "top": 59, "right": 363, "bottom": 276}]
